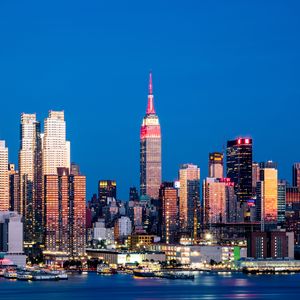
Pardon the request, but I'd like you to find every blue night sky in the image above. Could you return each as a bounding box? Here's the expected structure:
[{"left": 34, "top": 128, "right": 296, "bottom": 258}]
[{"left": 0, "top": 1, "right": 299, "bottom": 199}]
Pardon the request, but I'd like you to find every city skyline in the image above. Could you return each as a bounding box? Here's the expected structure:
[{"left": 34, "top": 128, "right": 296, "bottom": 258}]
[{"left": 1, "top": 1, "right": 300, "bottom": 199}]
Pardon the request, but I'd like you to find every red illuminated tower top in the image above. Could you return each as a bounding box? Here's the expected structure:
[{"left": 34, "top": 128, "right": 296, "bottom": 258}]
[
  {"left": 146, "top": 72, "right": 156, "bottom": 115},
  {"left": 140, "top": 72, "right": 161, "bottom": 140}
]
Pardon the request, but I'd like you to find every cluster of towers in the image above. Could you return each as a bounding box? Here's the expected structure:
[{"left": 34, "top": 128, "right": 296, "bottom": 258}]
[
  {"left": 139, "top": 73, "right": 299, "bottom": 244},
  {"left": 0, "top": 111, "right": 86, "bottom": 258}
]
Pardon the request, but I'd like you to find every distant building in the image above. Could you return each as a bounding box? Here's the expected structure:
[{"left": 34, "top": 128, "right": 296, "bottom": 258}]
[
  {"left": 8, "top": 164, "right": 20, "bottom": 212},
  {"left": 278, "top": 181, "right": 286, "bottom": 224},
  {"left": 98, "top": 180, "right": 117, "bottom": 205},
  {"left": 247, "top": 230, "right": 294, "bottom": 259},
  {"left": 252, "top": 162, "right": 260, "bottom": 196},
  {"left": 203, "top": 177, "right": 236, "bottom": 224},
  {"left": 93, "top": 218, "right": 114, "bottom": 244},
  {"left": 114, "top": 216, "right": 132, "bottom": 240},
  {"left": 159, "top": 181, "right": 178, "bottom": 244},
  {"left": 226, "top": 138, "right": 252, "bottom": 220},
  {"left": 140, "top": 72, "right": 162, "bottom": 199},
  {"left": 292, "top": 163, "right": 300, "bottom": 188},
  {"left": 179, "top": 164, "right": 200, "bottom": 239},
  {"left": 0, "top": 211, "right": 26, "bottom": 266},
  {"left": 256, "top": 164, "right": 278, "bottom": 227},
  {"left": 44, "top": 168, "right": 86, "bottom": 257},
  {"left": 18, "top": 113, "right": 43, "bottom": 244},
  {"left": 0, "top": 141, "right": 9, "bottom": 211},
  {"left": 129, "top": 187, "right": 139, "bottom": 201},
  {"left": 203, "top": 178, "right": 226, "bottom": 224},
  {"left": 43, "top": 110, "right": 70, "bottom": 175},
  {"left": 208, "top": 152, "right": 223, "bottom": 178},
  {"left": 70, "top": 162, "right": 80, "bottom": 175}
]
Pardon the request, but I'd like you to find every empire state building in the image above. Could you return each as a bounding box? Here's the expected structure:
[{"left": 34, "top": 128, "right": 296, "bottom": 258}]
[{"left": 140, "top": 72, "right": 162, "bottom": 199}]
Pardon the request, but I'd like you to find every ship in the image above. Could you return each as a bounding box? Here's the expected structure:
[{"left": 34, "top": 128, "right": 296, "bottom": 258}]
[
  {"left": 17, "top": 271, "right": 33, "bottom": 281},
  {"left": 97, "top": 264, "right": 117, "bottom": 275},
  {"left": 4, "top": 269, "right": 17, "bottom": 279},
  {"left": 133, "top": 268, "right": 155, "bottom": 278}
]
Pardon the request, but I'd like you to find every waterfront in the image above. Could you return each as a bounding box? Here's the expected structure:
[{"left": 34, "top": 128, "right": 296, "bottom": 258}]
[{"left": 1, "top": 272, "right": 300, "bottom": 299}]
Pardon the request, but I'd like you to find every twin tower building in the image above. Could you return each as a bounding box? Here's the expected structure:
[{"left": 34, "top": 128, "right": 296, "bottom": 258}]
[{"left": 12, "top": 111, "right": 86, "bottom": 257}]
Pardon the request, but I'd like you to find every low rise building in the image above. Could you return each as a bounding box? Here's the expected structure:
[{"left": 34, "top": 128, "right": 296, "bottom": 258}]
[{"left": 0, "top": 211, "right": 26, "bottom": 266}]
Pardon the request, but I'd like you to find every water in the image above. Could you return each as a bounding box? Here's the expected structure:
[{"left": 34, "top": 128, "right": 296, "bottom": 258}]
[{"left": 1, "top": 272, "right": 300, "bottom": 299}]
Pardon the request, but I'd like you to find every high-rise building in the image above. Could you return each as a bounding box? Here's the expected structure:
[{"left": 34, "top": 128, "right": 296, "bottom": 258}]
[
  {"left": 203, "top": 178, "right": 226, "bottom": 224},
  {"left": 129, "top": 187, "right": 139, "bottom": 201},
  {"left": 226, "top": 138, "right": 252, "bottom": 203},
  {"left": 203, "top": 177, "right": 235, "bottom": 224},
  {"left": 159, "top": 182, "right": 178, "bottom": 244},
  {"left": 179, "top": 164, "right": 200, "bottom": 239},
  {"left": 98, "top": 180, "right": 117, "bottom": 205},
  {"left": 286, "top": 187, "right": 300, "bottom": 205},
  {"left": 208, "top": 152, "right": 223, "bottom": 178},
  {"left": 278, "top": 180, "right": 286, "bottom": 224},
  {"left": 140, "top": 72, "right": 162, "bottom": 199},
  {"left": 8, "top": 164, "right": 20, "bottom": 212},
  {"left": 18, "top": 113, "right": 43, "bottom": 243},
  {"left": 0, "top": 141, "right": 9, "bottom": 211},
  {"left": 43, "top": 111, "right": 70, "bottom": 175},
  {"left": 252, "top": 162, "right": 260, "bottom": 195},
  {"left": 70, "top": 162, "right": 80, "bottom": 175},
  {"left": 292, "top": 163, "right": 300, "bottom": 188},
  {"left": 256, "top": 165, "right": 278, "bottom": 228},
  {"left": 44, "top": 168, "right": 86, "bottom": 257}
]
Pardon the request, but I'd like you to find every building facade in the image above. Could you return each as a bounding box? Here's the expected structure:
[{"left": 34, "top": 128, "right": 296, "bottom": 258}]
[
  {"left": 179, "top": 164, "right": 200, "bottom": 239},
  {"left": 159, "top": 181, "right": 178, "bottom": 244},
  {"left": 44, "top": 168, "right": 86, "bottom": 257},
  {"left": 0, "top": 141, "right": 9, "bottom": 211},
  {"left": 226, "top": 138, "right": 252, "bottom": 202},
  {"left": 42, "top": 111, "right": 70, "bottom": 175},
  {"left": 208, "top": 152, "right": 223, "bottom": 178},
  {"left": 140, "top": 72, "right": 162, "bottom": 199},
  {"left": 18, "top": 113, "right": 43, "bottom": 244},
  {"left": 256, "top": 166, "right": 278, "bottom": 227}
]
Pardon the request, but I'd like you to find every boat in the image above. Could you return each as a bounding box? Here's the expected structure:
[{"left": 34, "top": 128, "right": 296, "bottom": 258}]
[
  {"left": 97, "top": 264, "right": 117, "bottom": 275},
  {"left": 156, "top": 272, "right": 194, "bottom": 280},
  {"left": 48, "top": 270, "right": 68, "bottom": 280},
  {"left": 133, "top": 268, "right": 155, "bottom": 278},
  {"left": 4, "top": 270, "right": 17, "bottom": 279},
  {"left": 32, "top": 271, "right": 58, "bottom": 281},
  {"left": 0, "top": 268, "right": 5, "bottom": 277},
  {"left": 17, "top": 271, "right": 33, "bottom": 281}
]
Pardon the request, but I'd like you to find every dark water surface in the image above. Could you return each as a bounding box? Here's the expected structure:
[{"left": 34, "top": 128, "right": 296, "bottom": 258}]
[{"left": 1, "top": 272, "right": 300, "bottom": 300}]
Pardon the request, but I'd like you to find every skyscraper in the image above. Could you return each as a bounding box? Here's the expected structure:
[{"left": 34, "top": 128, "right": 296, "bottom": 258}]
[
  {"left": 44, "top": 168, "right": 86, "bottom": 257},
  {"left": 226, "top": 138, "right": 252, "bottom": 220},
  {"left": 203, "top": 177, "right": 235, "bottom": 224},
  {"left": 209, "top": 152, "right": 223, "bottom": 178},
  {"left": 226, "top": 138, "right": 252, "bottom": 202},
  {"left": 43, "top": 111, "right": 70, "bottom": 175},
  {"left": 8, "top": 164, "right": 20, "bottom": 212},
  {"left": 98, "top": 180, "right": 117, "bottom": 204},
  {"left": 159, "top": 181, "right": 178, "bottom": 244},
  {"left": 256, "top": 164, "right": 278, "bottom": 228},
  {"left": 0, "top": 141, "right": 9, "bottom": 211},
  {"left": 179, "top": 164, "right": 200, "bottom": 239},
  {"left": 278, "top": 180, "right": 286, "bottom": 224},
  {"left": 140, "top": 72, "right": 162, "bottom": 199},
  {"left": 18, "top": 113, "right": 43, "bottom": 243},
  {"left": 292, "top": 163, "right": 300, "bottom": 188}
]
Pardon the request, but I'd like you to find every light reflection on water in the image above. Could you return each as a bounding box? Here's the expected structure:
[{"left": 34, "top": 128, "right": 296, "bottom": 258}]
[{"left": 1, "top": 272, "right": 300, "bottom": 300}]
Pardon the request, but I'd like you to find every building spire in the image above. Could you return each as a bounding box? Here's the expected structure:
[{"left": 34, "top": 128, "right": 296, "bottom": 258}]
[
  {"left": 149, "top": 71, "right": 153, "bottom": 95},
  {"left": 146, "top": 71, "right": 156, "bottom": 114}
]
